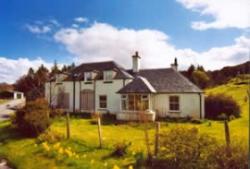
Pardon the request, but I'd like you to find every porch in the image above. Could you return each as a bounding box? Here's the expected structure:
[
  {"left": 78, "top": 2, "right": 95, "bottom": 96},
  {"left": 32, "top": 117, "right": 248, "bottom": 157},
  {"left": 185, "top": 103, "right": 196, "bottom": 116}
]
[{"left": 116, "top": 94, "right": 156, "bottom": 121}]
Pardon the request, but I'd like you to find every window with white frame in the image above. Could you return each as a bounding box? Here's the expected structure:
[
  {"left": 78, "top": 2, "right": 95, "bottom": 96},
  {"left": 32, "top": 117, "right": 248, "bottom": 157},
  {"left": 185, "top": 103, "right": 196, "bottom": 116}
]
[
  {"left": 99, "top": 95, "right": 107, "bottom": 108},
  {"left": 141, "top": 95, "right": 149, "bottom": 110},
  {"left": 84, "top": 72, "right": 92, "bottom": 81},
  {"left": 121, "top": 95, "right": 128, "bottom": 110},
  {"left": 103, "top": 70, "right": 113, "bottom": 81},
  {"left": 169, "top": 96, "right": 180, "bottom": 111},
  {"left": 121, "top": 94, "right": 149, "bottom": 111}
]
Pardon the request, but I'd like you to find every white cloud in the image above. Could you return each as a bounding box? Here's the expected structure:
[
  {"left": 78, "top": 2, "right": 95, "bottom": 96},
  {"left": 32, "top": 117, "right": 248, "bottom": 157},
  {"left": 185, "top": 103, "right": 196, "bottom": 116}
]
[
  {"left": 177, "top": 0, "right": 250, "bottom": 30},
  {"left": 0, "top": 57, "right": 52, "bottom": 83},
  {"left": 54, "top": 22, "right": 250, "bottom": 71},
  {"left": 49, "top": 19, "right": 60, "bottom": 27},
  {"left": 72, "top": 24, "right": 79, "bottom": 28},
  {"left": 25, "top": 24, "right": 51, "bottom": 34},
  {"left": 74, "top": 17, "right": 88, "bottom": 23}
]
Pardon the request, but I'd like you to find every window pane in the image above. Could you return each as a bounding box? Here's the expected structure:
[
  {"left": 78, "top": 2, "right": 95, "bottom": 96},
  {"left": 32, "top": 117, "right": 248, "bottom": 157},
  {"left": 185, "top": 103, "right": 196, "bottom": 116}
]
[
  {"left": 99, "top": 95, "right": 107, "bottom": 108},
  {"left": 169, "top": 96, "right": 179, "bottom": 111},
  {"left": 104, "top": 71, "right": 113, "bottom": 81},
  {"left": 128, "top": 95, "right": 134, "bottom": 110}
]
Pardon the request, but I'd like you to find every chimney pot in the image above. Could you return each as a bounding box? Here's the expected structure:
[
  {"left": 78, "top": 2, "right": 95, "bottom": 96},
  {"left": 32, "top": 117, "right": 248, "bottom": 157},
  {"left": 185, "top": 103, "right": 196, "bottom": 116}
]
[
  {"left": 171, "top": 57, "right": 178, "bottom": 71},
  {"left": 132, "top": 51, "right": 141, "bottom": 73}
]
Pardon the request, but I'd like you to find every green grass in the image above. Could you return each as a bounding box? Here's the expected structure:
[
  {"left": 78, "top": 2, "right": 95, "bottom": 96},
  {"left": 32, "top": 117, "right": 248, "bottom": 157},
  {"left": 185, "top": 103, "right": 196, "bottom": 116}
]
[{"left": 0, "top": 77, "right": 248, "bottom": 169}]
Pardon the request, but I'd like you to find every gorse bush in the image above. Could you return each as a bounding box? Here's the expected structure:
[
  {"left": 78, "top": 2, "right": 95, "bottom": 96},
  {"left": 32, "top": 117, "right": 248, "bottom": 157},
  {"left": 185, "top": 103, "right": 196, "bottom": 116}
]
[
  {"left": 13, "top": 98, "right": 50, "bottom": 137},
  {"left": 149, "top": 127, "right": 248, "bottom": 169},
  {"left": 209, "top": 143, "right": 248, "bottom": 169},
  {"left": 37, "top": 130, "right": 63, "bottom": 144},
  {"left": 155, "top": 127, "right": 216, "bottom": 169},
  {"left": 205, "top": 94, "right": 240, "bottom": 120}
]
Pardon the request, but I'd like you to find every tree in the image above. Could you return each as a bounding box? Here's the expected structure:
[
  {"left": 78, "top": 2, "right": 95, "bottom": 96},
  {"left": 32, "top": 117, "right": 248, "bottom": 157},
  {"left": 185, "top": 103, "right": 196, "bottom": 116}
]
[
  {"left": 50, "top": 60, "right": 60, "bottom": 76},
  {"left": 192, "top": 70, "right": 210, "bottom": 89}
]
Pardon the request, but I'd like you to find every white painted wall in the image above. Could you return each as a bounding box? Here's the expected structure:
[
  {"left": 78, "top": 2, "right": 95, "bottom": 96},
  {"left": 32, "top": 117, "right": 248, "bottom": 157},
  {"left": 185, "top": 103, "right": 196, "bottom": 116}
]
[
  {"left": 45, "top": 81, "right": 204, "bottom": 119},
  {"left": 153, "top": 93, "right": 204, "bottom": 119},
  {"left": 45, "top": 79, "right": 132, "bottom": 113}
]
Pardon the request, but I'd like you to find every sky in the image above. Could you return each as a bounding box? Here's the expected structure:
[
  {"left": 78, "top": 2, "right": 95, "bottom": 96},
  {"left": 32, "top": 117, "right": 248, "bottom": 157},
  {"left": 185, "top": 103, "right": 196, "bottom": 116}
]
[{"left": 0, "top": 0, "right": 250, "bottom": 83}]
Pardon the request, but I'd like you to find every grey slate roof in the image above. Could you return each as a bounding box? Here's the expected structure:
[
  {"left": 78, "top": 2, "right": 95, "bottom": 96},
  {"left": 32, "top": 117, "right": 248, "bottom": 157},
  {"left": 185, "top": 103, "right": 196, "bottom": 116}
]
[
  {"left": 117, "top": 76, "right": 156, "bottom": 93},
  {"left": 126, "top": 68, "right": 202, "bottom": 93},
  {"left": 51, "top": 60, "right": 202, "bottom": 93},
  {"left": 64, "top": 61, "right": 133, "bottom": 81}
]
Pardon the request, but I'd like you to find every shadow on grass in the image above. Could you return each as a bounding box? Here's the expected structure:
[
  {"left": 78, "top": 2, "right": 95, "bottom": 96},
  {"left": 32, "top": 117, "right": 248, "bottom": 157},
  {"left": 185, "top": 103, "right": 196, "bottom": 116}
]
[{"left": 0, "top": 123, "right": 24, "bottom": 143}]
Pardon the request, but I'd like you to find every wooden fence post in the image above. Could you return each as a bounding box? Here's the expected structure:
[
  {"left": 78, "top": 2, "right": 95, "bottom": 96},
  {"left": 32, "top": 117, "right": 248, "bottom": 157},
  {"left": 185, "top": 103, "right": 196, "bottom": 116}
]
[
  {"left": 154, "top": 122, "right": 160, "bottom": 157},
  {"left": 97, "top": 117, "right": 103, "bottom": 148},
  {"left": 224, "top": 119, "right": 230, "bottom": 147},
  {"left": 66, "top": 111, "right": 70, "bottom": 139}
]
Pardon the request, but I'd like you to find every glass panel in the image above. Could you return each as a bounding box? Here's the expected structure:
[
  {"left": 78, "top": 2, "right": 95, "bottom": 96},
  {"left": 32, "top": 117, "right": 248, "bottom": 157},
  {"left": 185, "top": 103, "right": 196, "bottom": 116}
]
[
  {"left": 99, "top": 95, "right": 107, "bottom": 108},
  {"left": 104, "top": 71, "right": 113, "bottom": 81},
  {"left": 128, "top": 95, "right": 134, "bottom": 110},
  {"left": 169, "top": 96, "right": 179, "bottom": 111}
]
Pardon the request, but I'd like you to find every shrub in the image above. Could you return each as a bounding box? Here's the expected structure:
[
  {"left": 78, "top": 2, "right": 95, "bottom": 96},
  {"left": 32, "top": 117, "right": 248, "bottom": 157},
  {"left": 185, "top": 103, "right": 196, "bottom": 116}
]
[
  {"left": 111, "top": 141, "right": 131, "bottom": 157},
  {"left": 208, "top": 143, "right": 248, "bottom": 169},
  {"left": 13, "top": 98, "right": 50, "bottom": 137},
  {"left": 50, "top": 108, "right": 64, "bottom": 118},
  {"left": 154, "top": 127, "right": 217, "bottom": 169},
  {"left": 205, "top": 94, "right": 240, "bottom": 120},
  {"left": 37, "top": 130, "right": 63, "bottom": 144}
]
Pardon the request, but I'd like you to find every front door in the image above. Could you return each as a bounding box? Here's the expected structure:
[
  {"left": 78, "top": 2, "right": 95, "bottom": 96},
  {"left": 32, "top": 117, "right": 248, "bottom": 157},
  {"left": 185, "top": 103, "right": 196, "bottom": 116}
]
[{"left": 80, "top": 89, "right": 94, "bottom": 112}]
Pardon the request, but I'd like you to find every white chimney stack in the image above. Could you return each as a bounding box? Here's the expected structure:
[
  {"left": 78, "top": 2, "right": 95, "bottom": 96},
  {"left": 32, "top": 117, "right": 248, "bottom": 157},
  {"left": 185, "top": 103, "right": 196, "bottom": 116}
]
[
  {"left": 132, "top": 51, "right": 141, "bottom": 73},
  {"left": 171, "top": 57, "right": 178, "bottom": 71}
]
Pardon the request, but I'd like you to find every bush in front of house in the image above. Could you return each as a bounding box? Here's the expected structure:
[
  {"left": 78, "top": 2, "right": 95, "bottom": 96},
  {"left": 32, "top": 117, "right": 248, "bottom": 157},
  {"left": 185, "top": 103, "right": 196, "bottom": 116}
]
[
  {"left": 13, "top": 98, "right": 50, "bottom": 137},
  {"left": 208, "top": 142, "right": 248, "bottom": 169},
  {"left": 148, "top": 127, "right": 248, "bottom": 169},
  {"left": 205, "top": 94, "right": 240, "bottom": 120},
  {"left": 153, "top": 127, "right": 216, "bottom": 169}
]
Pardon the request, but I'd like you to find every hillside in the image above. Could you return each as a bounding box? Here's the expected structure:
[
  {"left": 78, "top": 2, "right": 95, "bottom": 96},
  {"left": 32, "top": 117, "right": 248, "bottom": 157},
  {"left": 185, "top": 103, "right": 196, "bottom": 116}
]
[
  {"left": 181, "top": 61, "right": 250, "bottom": 88},
  {"left": 205, "top": 75, "right": 249, "bottom": 141}
]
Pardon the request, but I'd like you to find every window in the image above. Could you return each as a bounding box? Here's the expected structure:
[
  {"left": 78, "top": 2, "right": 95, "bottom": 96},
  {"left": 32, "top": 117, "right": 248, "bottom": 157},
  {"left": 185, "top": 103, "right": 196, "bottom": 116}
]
[
  {"left": 141, "top": 95, "right": 149, "bottom": 110},
  {"left": 99, "top": 95, "right": 107, "bottom": 108},
  {"left": 121, "top": 94, "right": 149, "bottom": 111},
  {"left": 103, "top": 70, "right": 113, "bottom": 81},
  {"left": 84, "top": 72, "right": 92, "bottom": 81},
  {"left": 169, "top": 96, "right": 179, "bottom": 111},
  {"left": 121, "top": 95, "right": 128, "bottom": 110}
]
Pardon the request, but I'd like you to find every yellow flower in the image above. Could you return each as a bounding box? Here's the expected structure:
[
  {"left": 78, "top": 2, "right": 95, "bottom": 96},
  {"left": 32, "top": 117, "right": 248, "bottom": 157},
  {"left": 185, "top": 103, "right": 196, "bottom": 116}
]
[
  {"left": 65, "top": 149, "right": 73, "bottom": 157},
  {"left": 128, "top": 165, "right": 133, "bottom": 169},
  {"left": 42, "top": 142, "right": 50, "bottom": 151},
  {"left": 113, "top": 165, "right": 120, "bottom": 169},
  {"left": 58, "top": 148, "right": 64, "bottom": 154},
  {"left": 82, "top": 154, "right": 87, "bottom": 158},
  {"left": 103, "top": 162, "right": 108, "bottom": 167},
  {"left": 53, "top": 143, "right": 61, "bottom": 150}
]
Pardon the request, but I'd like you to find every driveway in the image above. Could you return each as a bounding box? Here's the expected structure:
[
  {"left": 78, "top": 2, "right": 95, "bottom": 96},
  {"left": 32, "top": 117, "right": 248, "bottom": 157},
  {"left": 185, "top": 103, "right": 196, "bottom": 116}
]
[{"left": 0, "top": 99, "right": 26, "bottom": 121}]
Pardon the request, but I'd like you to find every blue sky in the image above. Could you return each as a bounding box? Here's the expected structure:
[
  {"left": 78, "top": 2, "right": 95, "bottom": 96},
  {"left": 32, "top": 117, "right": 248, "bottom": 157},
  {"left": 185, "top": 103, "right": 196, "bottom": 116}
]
[{"left": 0, "top": 0, "right": 249, "bottom": 83}]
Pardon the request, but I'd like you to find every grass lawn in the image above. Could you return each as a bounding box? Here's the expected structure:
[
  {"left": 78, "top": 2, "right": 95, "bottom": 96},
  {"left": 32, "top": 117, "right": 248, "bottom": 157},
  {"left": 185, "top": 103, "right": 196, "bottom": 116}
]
[{"left": 0, "top": 78, "right": 248, "bottom": 169}]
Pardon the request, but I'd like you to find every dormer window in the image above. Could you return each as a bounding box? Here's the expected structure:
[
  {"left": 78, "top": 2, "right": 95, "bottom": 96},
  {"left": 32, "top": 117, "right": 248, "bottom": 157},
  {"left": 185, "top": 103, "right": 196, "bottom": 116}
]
[
  {"left": 103, "top": 70, "right": 114, "bottom": 82},
  {"left": 84, "top": 72, "right": 92, "bottom": 82}
]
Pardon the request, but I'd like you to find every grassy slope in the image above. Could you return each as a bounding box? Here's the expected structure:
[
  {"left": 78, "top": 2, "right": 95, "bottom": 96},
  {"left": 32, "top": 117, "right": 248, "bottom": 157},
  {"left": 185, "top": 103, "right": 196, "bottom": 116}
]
[{"left": 0, "top": 78, "right": 248, "bottom": 169}]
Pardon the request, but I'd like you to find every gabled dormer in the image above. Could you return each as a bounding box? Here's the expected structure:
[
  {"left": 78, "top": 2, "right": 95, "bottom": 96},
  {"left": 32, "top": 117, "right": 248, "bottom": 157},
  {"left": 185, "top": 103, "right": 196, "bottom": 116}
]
[
  {"left": 84, "top": 71, "right": 97, "bottom": 83},
  {"left": 103, "top": 70, "right": 116, "bottom": 82}
]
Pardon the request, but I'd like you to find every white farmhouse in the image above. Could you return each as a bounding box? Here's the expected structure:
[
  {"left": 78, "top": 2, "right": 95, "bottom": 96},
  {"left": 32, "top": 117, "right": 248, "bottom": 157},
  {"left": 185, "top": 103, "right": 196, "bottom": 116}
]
[{"left": 45, "top": 52, "right": 204, "bottom": 121}]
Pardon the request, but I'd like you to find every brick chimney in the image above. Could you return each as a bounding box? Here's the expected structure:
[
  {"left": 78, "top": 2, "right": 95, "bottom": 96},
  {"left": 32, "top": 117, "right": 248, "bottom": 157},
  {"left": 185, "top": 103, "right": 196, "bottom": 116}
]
[
  {"left": 171, "top": 57, "right": 178, "bottom": 71},
  {"left": 132, "top": 51, "right": 141, "bottom": 73}
]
